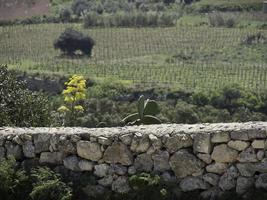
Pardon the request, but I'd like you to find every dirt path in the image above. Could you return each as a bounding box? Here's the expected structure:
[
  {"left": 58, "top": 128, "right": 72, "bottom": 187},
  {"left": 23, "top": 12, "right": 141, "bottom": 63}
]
[{"left": 0, "top": 0, "right": 50, "bottom": 20}]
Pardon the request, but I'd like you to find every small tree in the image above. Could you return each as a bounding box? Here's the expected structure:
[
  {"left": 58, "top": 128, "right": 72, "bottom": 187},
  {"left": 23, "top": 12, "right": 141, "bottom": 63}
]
[{"left": 54, "top": 28, "right": 95, "bottom": 56}]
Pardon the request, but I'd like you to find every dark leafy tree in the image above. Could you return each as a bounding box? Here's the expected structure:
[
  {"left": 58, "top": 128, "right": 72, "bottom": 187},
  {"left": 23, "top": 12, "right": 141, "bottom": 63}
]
[
  {"left": 0, "top": 65, "right": 51, "bottom": 127},
  {"left": 54, "top": 28, "right": 95, "bottom": 56},
  {"left": 71, "top": 0, "right": 90, "bottom": 16}
]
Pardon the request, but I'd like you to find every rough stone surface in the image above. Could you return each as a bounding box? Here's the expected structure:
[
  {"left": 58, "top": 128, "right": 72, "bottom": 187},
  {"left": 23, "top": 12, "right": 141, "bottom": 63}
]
[
  {"left": 255, "top": 173, "right": 267, "bottom": 189},
  {"left": 77, "top": 141, "right": 102, "bottom": 161},
  {"left": 39, "top": 152, "right": 64, "bottom": 164},
  {"left": 211, "top": 132, "right": 230, "bottom": 143},
  {"left": 152, "top": 150, "right": 170, "bottom": 172},
  {"left": 103, "top": 142, "right": 133, "bottom": 166},
  {"left": 165, "top": 133, "right": 193, "bottom": 153},
  {"left": 169, "top": 149, "right": 204, "bottom": 178},
  {"left": 112, "top": 176, "right": 130, "bottom": 194},
  {"left": 2, "top": 122, "right": 267, "bottom": 196},
  {"left": 211, "top": 144, "right": 238, "bottom": 163},
  {"left": 236, "top": 177, "right": 254, "bottom": 195},
  {"left": 5, "top": 141, "right": 23, "bottom": 159},
  {"left": 63, "top": 155, "right": 80, "bottom": 171},
  {"left": 33, "top": 134, "right": 51, "bottom": 153},
  {"left": 227, "top": 140, "right": 249, "bottom": 151},
  {"left": 237, "top": 147, "right": 258, "bottom": 163},
  {"left": 134, "top": 153, "right": 153, "bottom": 172},
  {"left": 194, "top": 133, "right": 211, "bottom": 154},
  {"left": 203, "top": 173, "right": 220, "bottom": 186},
  {"left": 180, "top": 176, "right": 210, "bottom": 192},
  {"left": 218, "top": 166, "right": 238, "bottom": 191},
  {"left": 252, "top": 140, "right": 265, "bottom": 149},
  {"left": 197, "top": 153, "right": 212, "bottom": 164},
  {"left": 94, "top": 164, "right": 110, "bottom": 177},
  {"left": 22, "top": 141, "right": 35, "bottom": 158},
  {"left": 78, "top": 160, "right": 94, "bottom": 171},
  {"left": 206, "top": 163, "right": 228, "bottom": 174}
]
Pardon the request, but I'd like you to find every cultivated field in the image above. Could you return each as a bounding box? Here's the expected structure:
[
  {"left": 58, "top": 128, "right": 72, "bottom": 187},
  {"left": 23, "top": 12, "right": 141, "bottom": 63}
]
[{"left": 0, "top": 23, "right": 267, "bottom": 91}]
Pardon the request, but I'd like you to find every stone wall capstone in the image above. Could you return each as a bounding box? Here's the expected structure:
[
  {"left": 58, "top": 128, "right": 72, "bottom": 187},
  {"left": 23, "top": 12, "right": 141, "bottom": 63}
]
[{"left": 1, "top": 122, "right": 267, "bottom": 198}]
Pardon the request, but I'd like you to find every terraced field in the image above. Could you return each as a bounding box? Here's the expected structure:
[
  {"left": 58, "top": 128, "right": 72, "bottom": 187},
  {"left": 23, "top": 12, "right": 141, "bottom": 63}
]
[{"left": 0, "top": 23, "right": 267, "bottom": 91}]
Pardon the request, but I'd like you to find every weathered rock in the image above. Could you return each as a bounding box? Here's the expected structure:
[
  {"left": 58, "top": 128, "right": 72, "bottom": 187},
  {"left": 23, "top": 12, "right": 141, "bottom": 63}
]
[
  {"left": 103, "top": 142, "right": 133, "bottom": 166},
  {"left": 128, "top": 166, "right": 136, "bottom": 175},
  {"left": 206, "top": 163, "right": 228, "bottom": 174},
  {"left": 211, "top": 144, "right": 238, "bottom": 163},
  {"left": 237, "top": 147, "right": 258, "bottom": 163},
  {"left": 33, "top": 134, "right": 51, "bottom": 153},
  {"left": 94, "top": 164, "right": 110, "bottom": 177},
  {"left": 134, "top": 153, "right": 153, "bottom": 172},
  {"left": 119, "top": 133, "right": 132, "bottom": 145},
  {"left": 211, "top": 132, "right": 230, "bottom": 143},
  {"left": 197, "top": 153, "right": 212, "bottom": 164},
  {"left": 180, "top": 176, "right": 210, "bottom": 192},
  {"left": 257, "top": 150, "right": 265, "bottom": 160},
  {"left": 236, "top": 177, "right": 254, "bottom": 195},
  {"left": 203, "top": 173, "right": 220, "bottom": 186},
  {"left": 161, "top": 172, "right": 176, "bottom": 183},
  {"left": 98, "top": 137, "right": 112, "bottom": 146},
  {"left": 77, "top": 141, "right": 102, "bottom": 161},
  {"left": 218, "top": 166, "right": 238, "bottom": 191},
  {"left": 109, "top": 164, "right": 127, "bottom": 175},
  {"left": 63, "top": 155, "right": 80, "bottom": 171},
  {"left": 22, "top": 141, "right": 35, "bottom": 158},
  {"left": 252, "top": 140, "right": 265, "bottom": 149},
  {"left": 200, "top": 187, "right": 222, "bottom": 200},
  {"left": 149, "top": 134, "right": 162, "bottom": 150},
  {"left": 236, "top": 163, "right": 256, "bottom": 177},
  {"left": 112, "top": 176, "right": 130, "bottom": 194},
  {"left": 98, "top": 175, "right": 113, "bottom": 187},
  {"left": 247, "top": 129, "right": 266, "bottom": 139},
  {"left": 255, "top": 173, "right": 267, "bottom": 189},
  {"left": 5, "top": 141, "right": 23, "bottom": 159},
  {"left": 78, "top": 160, "right": 94, "bottom": 171},
  {"left": 13, "top": 135, "right": 23, "bottom": 145},
  {"left": 152, "top": 150, "right": 170, "bottom": 172},
  {"left": 165, "top": 133, "right": 193, "bottom": 153},
  {"left": 39, "top": 152, "right": 64, "bottom": 164},
  {"left": 227, "top": 140, "right": 249, "bottom": 151},
  {"left": 255, "top": 159, "right": 267, "bottom": 173},
  {"left": 169, "top": 149, "right": 204, "bottom": 178},
  {"left": 230, "top": 131, "right": 249, "bottom": 141},
  {"left": 131, "top": 135, "right": 150, "bottom": 153},
  {"left": 193, "top": 133, "right": 211, "bottom": 154}
]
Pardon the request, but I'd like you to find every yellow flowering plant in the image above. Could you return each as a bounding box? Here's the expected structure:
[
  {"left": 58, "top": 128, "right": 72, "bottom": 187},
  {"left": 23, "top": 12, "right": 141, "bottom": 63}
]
[{"left": 58, "top": 75, "right": 87, "bottom": 126}]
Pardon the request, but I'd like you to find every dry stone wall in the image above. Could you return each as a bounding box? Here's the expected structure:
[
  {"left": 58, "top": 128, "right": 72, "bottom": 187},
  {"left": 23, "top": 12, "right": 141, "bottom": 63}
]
[{"left": 1, "top": 122, "right": 267, "bottom": 198}]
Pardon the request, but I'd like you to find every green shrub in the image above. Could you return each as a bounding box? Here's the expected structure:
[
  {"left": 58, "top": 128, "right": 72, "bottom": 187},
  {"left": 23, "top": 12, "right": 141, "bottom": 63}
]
[
  {"left": 0, "top": 156, "right": 32, "bottom": 200},
  {"left": 0, "top": 66, "right": 52, "bottom": 127}
]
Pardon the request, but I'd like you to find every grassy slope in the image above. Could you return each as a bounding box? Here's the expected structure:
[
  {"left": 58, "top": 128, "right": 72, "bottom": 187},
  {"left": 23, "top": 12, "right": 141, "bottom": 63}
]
[{"left": 0, "top": 23, "right": 267, "bottom": 91}]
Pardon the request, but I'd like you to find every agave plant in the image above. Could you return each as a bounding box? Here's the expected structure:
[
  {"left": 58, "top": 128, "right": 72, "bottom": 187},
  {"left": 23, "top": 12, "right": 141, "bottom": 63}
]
[{"left": 122, "top": 95, "right": 161, "bottom": 125}]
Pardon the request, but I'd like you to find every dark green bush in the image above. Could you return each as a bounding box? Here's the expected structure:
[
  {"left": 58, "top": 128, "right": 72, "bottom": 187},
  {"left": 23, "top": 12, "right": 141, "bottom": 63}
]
[
  {"left": 54, "top": 28, "right": 95, "bottom": 56},
  {"left": 0, "top": 66, "right": 52, "bottom": 127}
]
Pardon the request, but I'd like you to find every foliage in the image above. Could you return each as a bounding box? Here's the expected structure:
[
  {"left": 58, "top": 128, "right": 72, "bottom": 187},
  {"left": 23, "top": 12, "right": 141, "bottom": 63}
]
[
  {"left": 30, "top": 167, "right": 72, "bottom": 200},
  {"left": 0, "top": 65, "right": 51, "bottom": 127},
  {"left": 208, "top": 12, "right": 238, "bottom": 28},
  {"left": 242, "top": 32, "right": 267, "bottom": 45},
  {"left": 122, "top": 95, "right": 161, "bottom": 125},
  {"left": 59, "top": 7, "right": 72, "bottom": 23},
  {"left": 58, "top": 74, "right": 87, "bottom": 126},
  {"left": 0, "top": 157, "right": 72, "bottom": 200},
  {"left": 71, "top": 0, "right": 90, "bottom": 16},
  {"left": 54, "top": 28, "right": 95, "bottom": 56},
  {"left": 0, "top": 156, "right": 32, "bottom": 200}
]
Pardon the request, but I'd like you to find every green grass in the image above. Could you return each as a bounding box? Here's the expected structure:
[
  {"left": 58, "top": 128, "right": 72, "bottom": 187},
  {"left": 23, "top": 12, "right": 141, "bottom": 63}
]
[
  {"left": 0, "top": 23, "right": 267, "bottom": 91},
  {"left": 192, "top": 0, "right": 264, "bottom": 12}
]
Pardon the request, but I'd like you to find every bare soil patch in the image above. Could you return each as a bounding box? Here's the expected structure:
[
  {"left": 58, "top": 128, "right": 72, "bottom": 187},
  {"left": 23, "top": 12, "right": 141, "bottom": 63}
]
[{"left": 0, "top": 0, "right": 50, "bottom": 20}]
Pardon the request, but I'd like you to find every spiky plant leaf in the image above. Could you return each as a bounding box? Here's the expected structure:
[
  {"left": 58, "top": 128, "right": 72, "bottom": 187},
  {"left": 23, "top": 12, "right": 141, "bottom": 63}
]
[
  {"left": 144, "top": 100, "right": 160, "bottom": 116},
  {"left": 122, "top": 113, "right": 139, "bottom": 124},
  {"left": 141, "top": 115, "right": 161, "bottom": 125},
  {"left": 137, "top": 95, "right": 145, "bottom": 119}
]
